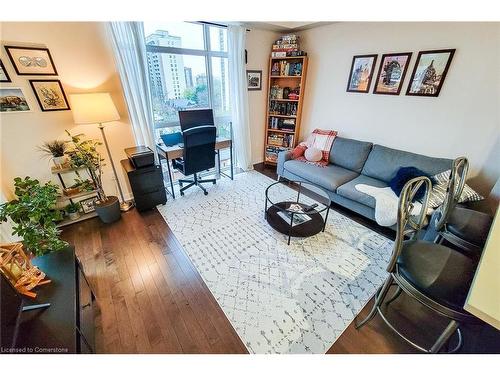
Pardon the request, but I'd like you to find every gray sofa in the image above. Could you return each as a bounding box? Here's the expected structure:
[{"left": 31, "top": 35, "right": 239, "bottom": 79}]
[{"left": 277, "top": 137, "right": 452, "bottom": 223}]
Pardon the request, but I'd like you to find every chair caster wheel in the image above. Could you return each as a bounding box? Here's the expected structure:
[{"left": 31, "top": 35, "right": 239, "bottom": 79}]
[
  {"left": 180, "top": 192, "right": 184, "bottom": 196},
  {"left": 204, "top": 191, "right": 208, "bottom": 196}
]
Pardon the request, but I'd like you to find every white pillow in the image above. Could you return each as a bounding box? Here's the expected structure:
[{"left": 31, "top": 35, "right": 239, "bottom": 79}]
[
  {"left": 304, "top": 147, "right": 323, "bottom": 162},
  {"left": 427, "top": 170, "right": 484, "bottom": 208}
]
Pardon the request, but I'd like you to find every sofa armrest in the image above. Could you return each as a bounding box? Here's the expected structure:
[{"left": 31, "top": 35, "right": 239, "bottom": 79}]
[{"left": 277, "top": 150, "right": 294, "bottom": 176}]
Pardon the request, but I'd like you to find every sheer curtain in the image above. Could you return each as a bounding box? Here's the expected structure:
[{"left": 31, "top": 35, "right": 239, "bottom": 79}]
[
  {"left": 107, "top": 22, "right": 155, "bottom": 150},
  {"left": 228, "top": 25, "right": 253, "bottom": 171}
]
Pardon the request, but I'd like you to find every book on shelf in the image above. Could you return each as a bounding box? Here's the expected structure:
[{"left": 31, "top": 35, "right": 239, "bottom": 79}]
[
  {"left": 271, "top": 61, "right": 303, "bottom": 77},
  {"left": 269, "top": 101, "right": 298, "bottom": 116},
  {"left": 267, "top": 133, "right": 294, "bottom": 148},
  {"left": 268, "top": 117, "right": 296, "bottom": 131},
  {"left": 265, "top": 145, "right": 290, "bottom": 163},
  {"left": 271, "top": 51, "right": 307, "bottom": 58}
]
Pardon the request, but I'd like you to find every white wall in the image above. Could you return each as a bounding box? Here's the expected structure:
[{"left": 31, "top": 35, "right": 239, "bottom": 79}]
[
  {"left": 0, "top": 22, "right": 135, "bottom": 204},
  {"left": 297, "top": 22, "right": 500, "bottom": 197},
  {"left": 246, "top": 28, "right": 281, "bottom": 164}
]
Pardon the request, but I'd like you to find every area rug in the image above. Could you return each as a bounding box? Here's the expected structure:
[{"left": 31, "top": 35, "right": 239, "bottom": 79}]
[{"left": 157, "top": 171, "right": 393, "bottom": 353}]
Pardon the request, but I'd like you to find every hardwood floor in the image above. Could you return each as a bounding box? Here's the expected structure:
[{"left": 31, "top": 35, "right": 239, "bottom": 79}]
[{"left": 60, "top": 166, "right": 500, "bottom": 354}]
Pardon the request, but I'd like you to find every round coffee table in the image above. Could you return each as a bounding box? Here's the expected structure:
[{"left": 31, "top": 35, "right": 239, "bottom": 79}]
[{"left": 264, "top": 180, "right": 331, "bottom": 245}]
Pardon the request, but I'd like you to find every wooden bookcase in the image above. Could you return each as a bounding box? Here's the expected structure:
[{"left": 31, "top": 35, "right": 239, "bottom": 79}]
[{"left": 264, "top": 56, "right": 308, "bottom": 165}]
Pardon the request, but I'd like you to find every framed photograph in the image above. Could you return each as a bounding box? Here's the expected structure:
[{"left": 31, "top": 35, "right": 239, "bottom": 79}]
[
  {"left": 0, "top": 59, "right": 11, "bottom": 82},
  {"left": 346, "top": 54, "right": 378, "bottom": 93},
  {"left": 406, "top": 49, "right": 455, "bottom": 97},
  {"left": 29, "top": 80, "right": 70, "bottom": 111},
  {"left": 373, "top": 52, "right": 412, "bottom": 95},
  {"left": 4, "top": 45, "right": 58, "bottom": 76},
  {"left": 0, "top": 88, "right": 31, "bottom": 113},
  {"left": 247, "top": 70, "right": 262, "bottom": 90},
  {"left": 79, "top": 196, "right": 99, "bottom": 214}
]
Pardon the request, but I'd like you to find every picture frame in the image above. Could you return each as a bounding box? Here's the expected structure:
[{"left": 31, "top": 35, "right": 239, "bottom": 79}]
[
  {"left": 406, "top": 49, "right": 455, "bottom": 97},
  {"left": 0, "top": 59, "right": 11, "bottom": 83},
  {"left": 346, "top": 54, "right": 378, "bottom": 93},
  {"left": 79, "top": 196, "right": 99, "bottom": 214},
  {"left": 4, "top": 45, "right": 58, "bottom": 76},
  {"left": 0, "top": 87, "right": 31, "bottom": 113},
  {"left": 247, "top": 70, "right": 262, "bottom": 91},
  {"left": 373, "top": 52, "right": 412, "bottom": 95},
  {"left": 29, "top": 79, "right": 70, "bottom": 111}
]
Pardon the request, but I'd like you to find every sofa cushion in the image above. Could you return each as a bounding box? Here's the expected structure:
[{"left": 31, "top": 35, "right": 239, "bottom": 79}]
[
  {"left": 336, "top": 175, "right": 388, "bottom": 208},
  {"left": 362, "top": 145, "right": 452, "bottom": 182},
  {"left": 283, "top": 160, "right": 359, "bottom": 191},
  {"left": 329, "top": 137, "right": 373, "bottom": 172}
]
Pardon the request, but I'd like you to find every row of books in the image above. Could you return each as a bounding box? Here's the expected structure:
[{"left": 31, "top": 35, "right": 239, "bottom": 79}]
[
  {"left": 269, "top": 117, "right": 295, "bottom": 131},
  {"left": 271, "top": 61, "right": 303, "bottom": 76},
  {"left": 265, "top": 145, "right": 291, "bottom": 163},
  {"left": 271, "top": 50, "right": 307, "bottom": 58},
  {"left": 267, "top": 133, "right": 295, "bottom": 148},
  {"left": 269, "top": 102, "right": 297, "bottom": 116}
]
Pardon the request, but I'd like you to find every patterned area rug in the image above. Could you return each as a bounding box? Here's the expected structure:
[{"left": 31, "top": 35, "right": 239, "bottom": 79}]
[{"left": 157, "top": 171, "right": 393, "bottom": 353}]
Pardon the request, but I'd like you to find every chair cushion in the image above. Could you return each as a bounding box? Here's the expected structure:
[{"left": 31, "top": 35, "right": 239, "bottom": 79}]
[
  {"left": 329, "top": 137, "right": 373, "bottom": 172},
  {"left": 397, "top": 240, "right": 476, "bottom": 311},
  {"left": 336, "top": 175, "right": 388, "bottom": 208},
  {"left": 447, "top": 207, "right": 493, "bottom": 247},
  {"left": 283, "top": 160, "right": 359, "bottom": 191}
]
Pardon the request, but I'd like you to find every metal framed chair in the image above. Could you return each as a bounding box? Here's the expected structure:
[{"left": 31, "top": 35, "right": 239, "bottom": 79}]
[
  {"left": 356, "top": 176, "right": 479, "bottom": 353},
  {"left": 434, "top": 157, "right": 493, "bottom": 258}
]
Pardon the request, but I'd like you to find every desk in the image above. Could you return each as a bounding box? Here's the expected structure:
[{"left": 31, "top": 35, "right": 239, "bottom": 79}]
[{"left": 156, "top": 137, "right": 233, "bottom": 199}]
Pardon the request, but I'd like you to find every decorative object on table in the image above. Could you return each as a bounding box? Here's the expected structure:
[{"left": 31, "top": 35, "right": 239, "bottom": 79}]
[
  {"left": 406, "top": 49, "right": 455, "bottom": 97},
  {"left": 373, "top": 52, "right": 412, "bottom": 95},
  {"left": 247, "top": 70, "right": 262, "bottom": 90},
  {"left": 294, "top": 129, "right": 337, "bottom": 167},
  {"left": 0, "top": 242, "right": 51, "bottom": 298},
  {"left": 38, "top": 140, "right": 67, "bottom": 168},
  {"left": 4, "top": 45, "right": 58, "bottom": 76},
  {"left": 0, "top": 58, "right": 11, "bottom": 82},
  {"left": 347, "top": 54, "right": 378, "bottom": 93},
  {"left": 0, "top": 87, "right": 31, "bottom": 112},
  {"left": 29, "top": 79, "right": 70, "bottom": 111},
  {"left": 65, "top": 202, "right": 81, "bottom": 220},
  {"left": 69, "top": 92, "right": 133, "bottom": 212},
  {"left": 79, "top": 196, "right": 99, "bottom": 214},
  {"left": 389, "top": 166, "right": 433, "bottom": 199},
  {"left": 0, "top": 177, "right": 67, "bottom": 257}
]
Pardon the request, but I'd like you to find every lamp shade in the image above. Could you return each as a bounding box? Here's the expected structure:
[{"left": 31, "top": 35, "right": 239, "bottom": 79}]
[{"left": 70, "top": 93, "right": 120, "bottom": 125}]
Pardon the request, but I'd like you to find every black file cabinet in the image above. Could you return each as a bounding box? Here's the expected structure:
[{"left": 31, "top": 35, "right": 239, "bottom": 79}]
[{"left": 121, "top": 159, "right": 167, "bottom": 211}]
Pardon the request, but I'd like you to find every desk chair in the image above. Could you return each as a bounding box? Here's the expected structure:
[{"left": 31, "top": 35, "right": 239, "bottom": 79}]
[
  {"left": 356, "top": 176, "right": 479, "bottom": 353},
  {"left": 172, "top": 125, "right": 217, "bottom": 196}
]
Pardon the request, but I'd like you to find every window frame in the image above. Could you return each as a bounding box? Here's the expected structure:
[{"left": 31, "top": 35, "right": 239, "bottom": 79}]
[{"left": 145, "top": 22, "right": 229, "bottom": 130}]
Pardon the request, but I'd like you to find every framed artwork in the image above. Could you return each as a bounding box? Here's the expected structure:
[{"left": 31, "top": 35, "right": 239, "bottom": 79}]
[
  {"left": 373, "top": 52, "right": 412, "bottom": 95},
  {"left": 247, "top": 70, "right": 262, "bottom": 90},
  {"left": 79, "top": 196, "right": 99, "bottom": 214},
  {"left": 406, "top": 49, "right": 455, "bottom": 97},
  {"left": 0, "top": 59, "right": 11, "bottom": 82},
  {"left": 29, "top": 80, "right": 70, "bottom": 111},
  {"left": 0, "top": 88, "right": 31, "bottom": 113},
  {"left": 346, "top": 54, "right": 378, "bottom": 93},
  {"left": 4, "top": 46, "right": 58, "bottom": 76}
]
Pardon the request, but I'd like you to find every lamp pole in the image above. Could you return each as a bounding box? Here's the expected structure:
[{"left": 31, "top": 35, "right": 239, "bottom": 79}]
[{"left": 98, "top": 123, "right": 133, "bottom": 212}]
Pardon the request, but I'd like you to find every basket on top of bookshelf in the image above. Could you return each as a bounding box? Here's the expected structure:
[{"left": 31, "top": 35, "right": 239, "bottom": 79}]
[{"left": 264, "top": 55, "right": 308, "bottom": 165}]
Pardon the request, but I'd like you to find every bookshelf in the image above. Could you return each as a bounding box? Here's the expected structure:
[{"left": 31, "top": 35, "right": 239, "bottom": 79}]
[{"left": 264, "top": 56, "right": 308, "bottom": 165}]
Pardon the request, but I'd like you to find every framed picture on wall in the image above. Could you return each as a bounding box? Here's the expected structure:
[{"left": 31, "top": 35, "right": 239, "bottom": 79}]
[
  {"left": 0, "top": 88, "right": 31, "bottom": 113},
  {"left": 346, "top": 54, "right": 378, "bottom": 93},
  {"left": 373, "top": 52, "right": 412, "bottom": 95},
  {"left": 29, "top": 79, "right": 70, "bottom": 111},
  {"left": 247, "top": 70, "right": 262, "bottom": 90},
  {"left": 0, "top": 59, "right": 11, "bottom": 82},
  {"left": 4, "top": 45, "right": 58, "bottom": 76},
  {"left": 406, "top": 49, "right": 455, "bottom": 97}
]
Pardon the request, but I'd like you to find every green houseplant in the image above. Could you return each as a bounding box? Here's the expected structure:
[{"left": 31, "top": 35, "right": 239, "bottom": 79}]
[
  {"left": 38, "top": 140, "right": 67, "bottom": 168},
  {"left": 65, "top": 202, "right": 81, "bottom": 220},
  {"left": 0, "top": 177, "right": 67, "bottom": 257}
]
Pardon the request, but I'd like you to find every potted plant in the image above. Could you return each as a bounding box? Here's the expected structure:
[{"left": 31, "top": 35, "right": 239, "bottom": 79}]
[
  {"left": 38, "top": 140, "right": 67, "bottom": 169},
  {"left": 65, "top": 130, "right": 121, "bottom": 224},
  {"left": 65, "top": 202, "right": 81, "bottom": 220},
  {"left": 63, "top": 178, "right": 95, "bottom": 196},
  {"left": 0, "top": 177, "right": 67, "bottom": 257}
]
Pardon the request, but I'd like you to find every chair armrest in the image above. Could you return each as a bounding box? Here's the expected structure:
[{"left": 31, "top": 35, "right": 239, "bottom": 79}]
[{"left": 277, "top": 150, "right": 294, "bottom": 176}]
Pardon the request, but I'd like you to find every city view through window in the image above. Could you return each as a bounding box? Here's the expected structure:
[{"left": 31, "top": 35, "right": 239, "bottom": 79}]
[{"left": 144, "top": 22, "right": 231, "bottom": 139}]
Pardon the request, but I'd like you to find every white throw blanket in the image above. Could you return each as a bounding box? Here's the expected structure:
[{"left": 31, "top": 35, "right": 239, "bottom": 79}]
[{"left": 355, "top": 184, "right": 424, "bottom": 227}]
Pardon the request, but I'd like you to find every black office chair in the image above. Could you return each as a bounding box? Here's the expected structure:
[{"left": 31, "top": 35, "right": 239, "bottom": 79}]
[
  {"left": 434, "top": 157, "right": 493, "bottom": 258},
  {"left": 356, "top": 176, "right": 479, "bottom": 353},
  {"left": 172, "top": 125, "right": 217, "bottom": 196}
]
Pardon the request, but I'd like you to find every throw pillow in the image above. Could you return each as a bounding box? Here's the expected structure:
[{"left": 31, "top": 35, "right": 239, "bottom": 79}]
[
  {"left": 291, "top": 144, "right": 307, "bottom": 159},
  {"left": 304, "top": 129, "right": 337, "bottom": 164},
  {"left": 427, "top": 170, "right": 484, "bottom": 208},
  {"left": 389, "top": 166, "right": 432, "bottom": 200},
  {"left": 304, "top": 147, "right": 323, "bottom": 162}
]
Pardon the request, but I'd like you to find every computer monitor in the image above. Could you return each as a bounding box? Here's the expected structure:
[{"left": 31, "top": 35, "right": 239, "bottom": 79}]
[{"left": 179, "top": 109, "right": 214, "bottom": 131}]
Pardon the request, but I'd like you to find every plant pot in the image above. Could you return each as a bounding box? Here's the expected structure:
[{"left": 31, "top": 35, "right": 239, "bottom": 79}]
[
  {"left": 53, "top": 155, "right": 68, "bottom": 169},
  {"left": 64, "top": 187, "right": 81, "bottom": 196},
  {"left": 94, "top": 196, "right": 121, "bottom": 224},
  {"left": 68, "top": 211, "right": 80, "bottom": 220}
]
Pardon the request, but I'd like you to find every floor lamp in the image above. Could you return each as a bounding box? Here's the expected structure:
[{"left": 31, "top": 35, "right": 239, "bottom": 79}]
[{"left": 70, "top": 93, "right": 133, "bottom": 211}]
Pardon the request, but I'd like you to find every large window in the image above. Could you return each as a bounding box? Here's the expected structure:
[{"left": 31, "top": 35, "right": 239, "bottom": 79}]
[{"left": 144, "top": 22, "right": 231, "bottom": 140}]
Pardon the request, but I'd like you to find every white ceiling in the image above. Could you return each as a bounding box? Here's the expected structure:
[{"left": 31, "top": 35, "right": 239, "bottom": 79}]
[{"left": 243, "top": 22, "right": 333, "bottom": 32}]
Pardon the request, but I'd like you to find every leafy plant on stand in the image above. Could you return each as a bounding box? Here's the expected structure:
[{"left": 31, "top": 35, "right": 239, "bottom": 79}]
[
  {"left": 65, "top": 202, "right": 81, "bottom": 214},
  {"left": 38, "top": 140, "right": 65, "bottom": 157},
  {"left": 0, "top": 177, "right": 67, "bottom": 257}
]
